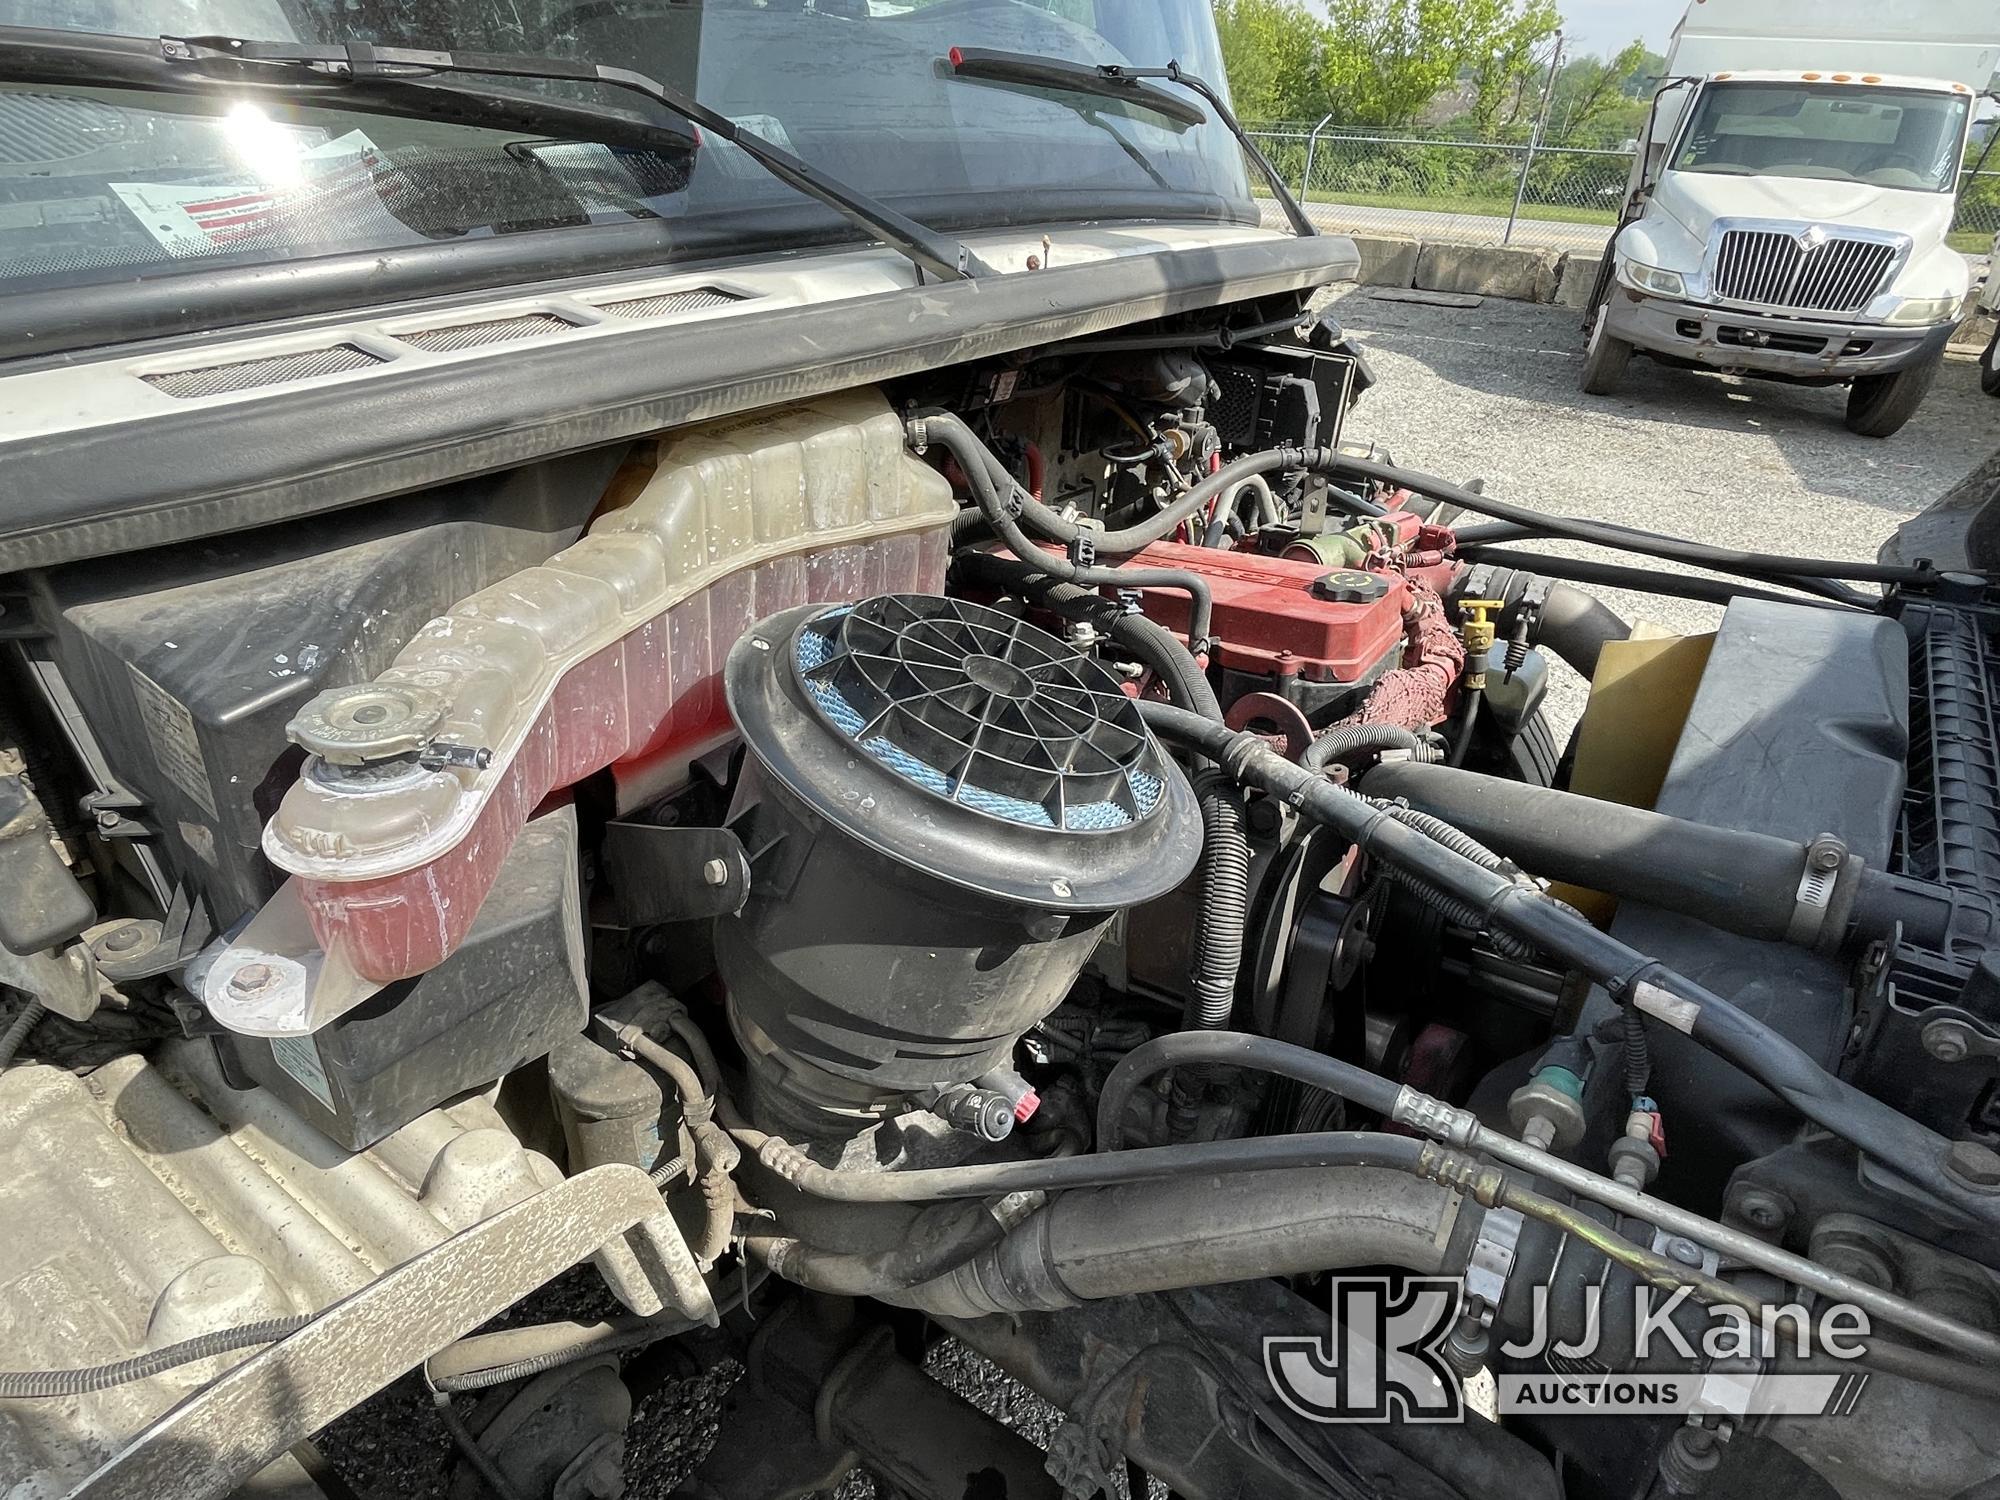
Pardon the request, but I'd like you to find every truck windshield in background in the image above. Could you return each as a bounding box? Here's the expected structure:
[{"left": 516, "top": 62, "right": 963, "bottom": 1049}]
[
  {"left": 0, "top": 0, "right": 1251, "bottom": 300},
  {"left": 1673, "top": 80, "right": 1971, "bottom": 192}
]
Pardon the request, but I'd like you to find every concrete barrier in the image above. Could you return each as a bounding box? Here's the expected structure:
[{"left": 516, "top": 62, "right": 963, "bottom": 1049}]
[
  {"left": 1414, "top": 242, "right": 1561, "bottom": 303},
  {"left": 1349, "top": 234, "right": 1421, "bottom": 288},
  {"left": 1555, "top": 253, "right": 1605, "bottom": 310}
]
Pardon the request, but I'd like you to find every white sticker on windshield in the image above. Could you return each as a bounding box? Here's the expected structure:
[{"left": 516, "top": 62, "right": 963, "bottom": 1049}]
[
  {"left": 111, "top": 129, "right": 386, "bottom": 257},
  {"left": 729, "top": 114, "right": 797, "bottom": 152}
]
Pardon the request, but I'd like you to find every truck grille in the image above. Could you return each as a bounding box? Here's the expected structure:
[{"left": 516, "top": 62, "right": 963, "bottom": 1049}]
[{"left": 1711, "top": 229, "right": 1896, "bottom": 315}]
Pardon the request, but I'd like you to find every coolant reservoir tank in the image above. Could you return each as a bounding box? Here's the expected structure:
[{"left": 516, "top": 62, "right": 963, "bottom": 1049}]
[{"left": 211, "top": 391, "right": 953, "bottom": 1035}]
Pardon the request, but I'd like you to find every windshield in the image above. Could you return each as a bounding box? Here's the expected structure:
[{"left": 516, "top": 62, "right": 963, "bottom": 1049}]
[
  {"left": 1672, "top": 81, "right": 1971, "bottom": 192},
  {"left": 0, "top": 0, "right": 1250, "bottom": 300}
]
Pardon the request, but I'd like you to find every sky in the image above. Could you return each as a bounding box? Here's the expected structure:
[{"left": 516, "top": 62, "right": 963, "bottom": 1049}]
[
  {"left": 1293, "top": 0, "right": 1687, "bottom": 61},
  {"left": 1556, "top": 0, "right": 1683, "bottom": 58}
]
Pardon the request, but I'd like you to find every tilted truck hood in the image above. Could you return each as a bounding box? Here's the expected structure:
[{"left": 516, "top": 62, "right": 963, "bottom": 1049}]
[{"left": 1652, "top": 170, "right": 1958, "bottom": 248}]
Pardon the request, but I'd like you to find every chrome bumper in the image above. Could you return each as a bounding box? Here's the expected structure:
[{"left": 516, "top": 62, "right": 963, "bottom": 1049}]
[{"left": 1605, "top": 289, "right": 1955, "bottom": 379}]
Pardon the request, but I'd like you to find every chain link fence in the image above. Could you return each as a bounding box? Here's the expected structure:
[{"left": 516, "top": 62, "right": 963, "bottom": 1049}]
[{"left": 1245, "top": 123, "right": 2000, "bottom": 259}]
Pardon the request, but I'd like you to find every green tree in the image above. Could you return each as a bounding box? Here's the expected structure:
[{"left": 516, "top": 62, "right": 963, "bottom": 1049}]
[
  {"left": 1547, "top": 39, "right": 1654, "bottom": 144},
  {"left": 1212, "top": 0, "right": 1561, "bottom": 129},
  {"left": 1213, "top": 0, "right": 1330, "bottom": 122}
]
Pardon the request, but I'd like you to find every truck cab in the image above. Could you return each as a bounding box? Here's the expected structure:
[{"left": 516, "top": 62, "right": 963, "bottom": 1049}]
[{"left": 1581, "top": 1, "right": 1995, "bottom": 437}]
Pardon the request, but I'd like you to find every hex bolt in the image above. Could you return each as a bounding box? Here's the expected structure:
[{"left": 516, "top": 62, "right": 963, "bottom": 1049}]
[
  {"left": 1665, "top": 1237, "right": 1704, "bottom": 1267},
  {"left": 1943, "top": 1140, "right": 2000, "bottom": 1191},
  {"left": 228, "top": 963, "right": 276, "bottom": 995},
  {"left": 701, "top": 859, "right": 730, "bottom": 888},
  {"left": 1734, "top": 1189, "right": 1790, "bottom": 1232},
  {"left": 1519, "top": 1114, "right": 1558, "bottom": 1152},
  {"left": 1923, "top": 1019, "right": 1972, "bottom": 1064},
  {"left": 100, "top": 924, "right": 145, "bottom": 954},
  {"left": 1807, "top": 839, "right": 1844, "bottom": 873}
]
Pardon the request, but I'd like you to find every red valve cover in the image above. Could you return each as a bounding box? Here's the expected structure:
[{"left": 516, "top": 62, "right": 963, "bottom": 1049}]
[{"left": 1114, "top": 539, "right": 1410, "bottom": 683}]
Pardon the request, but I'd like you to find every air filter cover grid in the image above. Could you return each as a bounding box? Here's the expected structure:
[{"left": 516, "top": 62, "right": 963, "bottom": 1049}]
[{"left": 726, "top": 596, "right": 1200, "bottom": 911}]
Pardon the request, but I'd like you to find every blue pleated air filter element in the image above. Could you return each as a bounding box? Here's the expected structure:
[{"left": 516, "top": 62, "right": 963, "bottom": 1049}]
[{"left": 791, "top": 595, "right": 1169, "bottom": 834}]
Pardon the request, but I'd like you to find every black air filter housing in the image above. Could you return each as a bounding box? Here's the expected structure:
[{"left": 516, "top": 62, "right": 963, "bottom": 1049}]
[{"left": 717, "top": 595, "right": 1200, "bottom": 1107}]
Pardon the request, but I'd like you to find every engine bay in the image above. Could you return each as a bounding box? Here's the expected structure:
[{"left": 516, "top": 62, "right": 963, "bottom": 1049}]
[{"left": 2, "top": 295, "right": 1998, "bottom": 1500}]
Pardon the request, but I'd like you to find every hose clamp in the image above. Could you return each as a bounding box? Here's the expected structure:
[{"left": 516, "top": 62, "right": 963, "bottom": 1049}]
[
  {"left": 1785, "top": 833, "right": 1846, "bottom": 947},
  {"left": 1465, "top": 1207, "right": 1524, "bottom": 1324}
]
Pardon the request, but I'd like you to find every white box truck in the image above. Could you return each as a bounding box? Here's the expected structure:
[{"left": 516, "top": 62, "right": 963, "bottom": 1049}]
[{"left": 1581, "top": 0, "right": 1998, "bottom": 436}]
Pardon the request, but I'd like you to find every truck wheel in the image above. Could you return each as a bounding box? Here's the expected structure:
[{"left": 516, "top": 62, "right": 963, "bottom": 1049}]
[
  {"left": 1981, "top": 324, "right": 2000, "bottom": 397},
  {"left": 1844, "top": 356, "right": 1941, "bottom": 438},
  {"left": 1579, "top": 305, "right": 1631, "bottom": 396}
]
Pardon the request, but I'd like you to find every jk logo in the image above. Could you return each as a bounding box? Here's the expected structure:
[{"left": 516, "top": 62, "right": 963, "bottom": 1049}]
[{"left": 1263, "top": 1277, "right": 1466, "bottom": 1424}]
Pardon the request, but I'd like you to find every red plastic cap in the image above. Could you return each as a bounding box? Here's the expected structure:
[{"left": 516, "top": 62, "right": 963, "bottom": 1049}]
[
  {"left": 1013, "top": 1088, "right": 1041, "bottom": 1123},
  {"left": 948, "top": 46, "right": 965, "bottom": 68}
]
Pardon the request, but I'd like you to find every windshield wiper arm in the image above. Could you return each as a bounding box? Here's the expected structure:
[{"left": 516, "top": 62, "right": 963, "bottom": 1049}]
[
  {"left": 944, "top": 47, "right": 1316, "bottom": 238},
  {"left": 0, "top": 27, "right": 698, "bottom": 167},
  {"left": 156, "top": 35, "right": 992, "bottom": 280}
]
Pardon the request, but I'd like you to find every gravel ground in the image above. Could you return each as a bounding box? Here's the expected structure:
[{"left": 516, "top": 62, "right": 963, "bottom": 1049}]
[
  {"left": 1319, "top": 283, "right": 1997, "bottom": 737},
  {"left": 316, "top": 290, "right": 1998, "bottom": 1499}
]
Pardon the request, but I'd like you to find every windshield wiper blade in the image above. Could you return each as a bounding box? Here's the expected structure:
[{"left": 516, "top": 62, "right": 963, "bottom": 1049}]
[
  {"left": 944, "top": 46, "right": 1208, "bottom": 128},
  {"left": 0, "top": 26, "right": 698, "bottom": 164},
  {"left": 156, "top": 35, "right": 992, "bottom": 281},
  {"left": 944, "top": 47, "right": 1316, "bottom": 239}
]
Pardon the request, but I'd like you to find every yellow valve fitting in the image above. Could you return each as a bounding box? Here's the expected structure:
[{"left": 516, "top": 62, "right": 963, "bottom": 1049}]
[
  {"left": 1458, "top": 598, "right": 1504, "bottom": 655},
  {"left": 1457, "top": 598, "right": 1504, "bottom": 691}
]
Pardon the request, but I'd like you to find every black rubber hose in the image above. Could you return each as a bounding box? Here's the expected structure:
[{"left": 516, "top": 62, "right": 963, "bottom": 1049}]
[
  {"left": 917, "top": 409, "right": 1312, "bottom": 559},
  {"left": 952, "top": 551, "right": 1222, "bottom": 721},
  {"left": 746, "top": 1199, "right": 1009, "bottom": 1297},
  {"left": 1451, "top": 567, "right": 1634, "bottom": 680},
  {"left": 1459, "top": 544, "right": 1868, "bottom": 612},
  {"left": 1359, "top": 761, "right": 1835, "bottom": 948},
  {"left": 1133, "top": 701, "right": 2000, "bottom": 1229},
  {"left": 1099, "top": 1031, "right": 1403, "bottom": 1150},
  {"left": 596, "top": 1019, "right": 737, "bottom": 1267},
  {"left": 741, "top": 1126, "right": 1431, "bottom": 1202},
  {"left": 1459, "top": 546, "right": 1860, "bottom": 618},
  {"left": 0, "top": 1314, "right": 311, "bottom": 1398},
  {"left": 1324, "top": 452, "right": 1933, "bottom": 590},
  {"left": 0, "top": 1000, "right": 45, "bottom": 1070},
  {"left": 1299, "top": 723, "right": 1440, "bottom": 772},
  {"left": 914, "top": 412, "right": 1217, "bottom": 646},
  {"left": 1535, "top": 582, "right": 1635, "bottom": 679}
]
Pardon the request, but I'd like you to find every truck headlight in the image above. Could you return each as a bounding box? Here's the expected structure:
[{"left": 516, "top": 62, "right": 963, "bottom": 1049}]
[
  {"left": 1883, "top": 295, "right": 1960, "bottom": 327},
  {"left": 1619, "top": 259, "right": 1686, "bottom": 298}
]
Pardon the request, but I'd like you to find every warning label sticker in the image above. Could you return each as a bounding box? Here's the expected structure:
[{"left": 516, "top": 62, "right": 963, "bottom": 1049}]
[
  {"left": 127, "top": 664, "right": 218, "bottom": 819},
  {"left": 270, "top": 1031, "right": 336, "bottom": 1112}
]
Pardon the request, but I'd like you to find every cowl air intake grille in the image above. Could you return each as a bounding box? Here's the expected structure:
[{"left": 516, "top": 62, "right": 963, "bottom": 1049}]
[
  {"left": 142, "top": 343, "right": 385, "bottom": 399},
  {"left": 792, "top": 595, "right": 1168, "bottom": 833},
  {"left": 394, "top": 312, "right": 575, "bottom": 351},
  {"left": 1712, "top": 228, "right": 1897, "bottom": 315},
  {"left": 595, "top": 287, "right": 745, "bottom": 319}
]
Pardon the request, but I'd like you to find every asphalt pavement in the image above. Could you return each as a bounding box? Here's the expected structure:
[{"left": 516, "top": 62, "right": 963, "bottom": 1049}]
[{"left": 1318, "top": 283, "right": 1998, "bottom": 735}]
